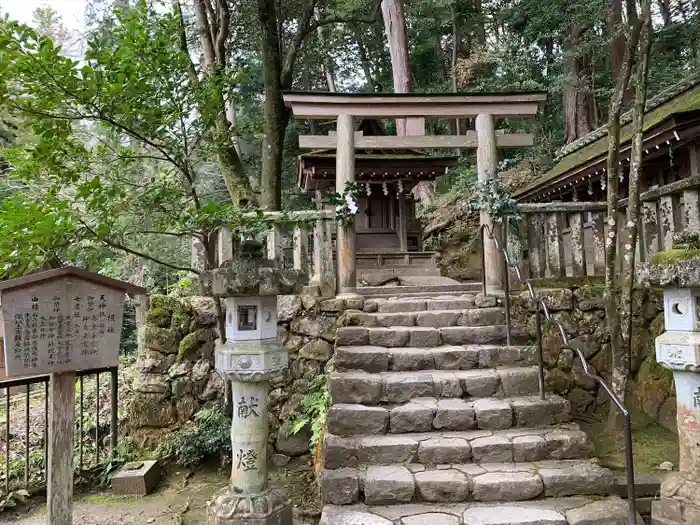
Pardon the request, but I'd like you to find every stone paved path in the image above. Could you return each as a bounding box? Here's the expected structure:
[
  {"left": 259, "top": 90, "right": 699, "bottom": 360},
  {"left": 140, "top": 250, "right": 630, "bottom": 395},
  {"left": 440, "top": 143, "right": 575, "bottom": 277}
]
[{"left": 320, "top": 290, "right": 641, "bottom": 525}]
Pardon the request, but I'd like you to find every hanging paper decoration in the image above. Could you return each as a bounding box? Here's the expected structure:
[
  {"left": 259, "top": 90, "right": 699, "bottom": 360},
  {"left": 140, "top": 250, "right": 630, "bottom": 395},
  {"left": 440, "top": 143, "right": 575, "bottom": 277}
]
[
  {"left": 588, "top": 179, "right": 594, "bottom": 196},
  {"left": 619, "top": 171, "right": 624, "bottom": 183},
  {"left": 382, "top": 182, "right": 388, "bottom": 196},
  {"left": 365, "top": 183, "right": 371, "bottom": 196},
  {"left": 397, "top": 180, "right": 404, "bottom": 194},
  {"left": 601, "top": 178, "right": 606, "bottom": 191},
  {"left": 572, "top": 188, "right": 578, "bottom": 202}
]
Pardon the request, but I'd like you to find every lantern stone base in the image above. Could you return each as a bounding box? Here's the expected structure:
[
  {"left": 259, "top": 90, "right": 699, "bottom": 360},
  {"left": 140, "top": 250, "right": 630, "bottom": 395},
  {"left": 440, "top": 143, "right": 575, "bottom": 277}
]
[
  {"left": 207, "top": 488, "right": 293, "bottom": 525},
  {"left": 651, "top": 473, "right": 700, "bottom": 525}
]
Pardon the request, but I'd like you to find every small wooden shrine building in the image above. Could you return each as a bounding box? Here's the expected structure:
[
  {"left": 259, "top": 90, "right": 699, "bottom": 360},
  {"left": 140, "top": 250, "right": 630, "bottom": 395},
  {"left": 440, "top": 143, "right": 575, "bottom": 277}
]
[
  {"left": 296, "top": 120, "right": 457, "bottom": 275},
  {"left": 513, "top": 73, "right": 700, "bottom": 279}
]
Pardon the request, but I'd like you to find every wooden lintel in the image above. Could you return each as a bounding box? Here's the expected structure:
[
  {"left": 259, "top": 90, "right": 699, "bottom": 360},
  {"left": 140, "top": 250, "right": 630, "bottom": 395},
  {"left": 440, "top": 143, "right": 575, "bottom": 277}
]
[
  {"left": 516, "top": 202, "right": 607, "bottom": 213},
  {"left": 299, "top": 133, "right": 534, "bottom": 150},
  {"left": 290, "top": 102, "right": 541, "bottom": 119}
]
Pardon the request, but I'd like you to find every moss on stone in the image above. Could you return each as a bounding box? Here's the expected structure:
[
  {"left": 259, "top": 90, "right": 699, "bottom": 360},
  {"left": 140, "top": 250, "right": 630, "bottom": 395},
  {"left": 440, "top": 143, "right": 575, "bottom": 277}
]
[
  {"left": 143, "top": 325, "right": 178, "bottom": 354},
  {"left": 649, "top": 249, "right": 700, "bottom": 265},
  {"left": 146, "top": 307, "right": 172, "bottom": 329},
  {"left": 150, "top": 294, "right": 185, "bottom": 314},
  {"left": 170, "top": 308, "right": 193, "bottom": 337},
  {"left": 178, "top": 328, "right": 214, "bottom": 361}
]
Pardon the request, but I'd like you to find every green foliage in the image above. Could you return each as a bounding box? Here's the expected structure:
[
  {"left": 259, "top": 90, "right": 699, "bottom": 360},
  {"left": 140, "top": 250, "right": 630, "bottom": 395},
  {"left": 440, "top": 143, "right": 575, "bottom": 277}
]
[
  {"left": 284, "top": 373, "right": 330, "bottom": 450},
  {"left": 649, "top": 249, "right": 700, "bottom": 266},
  {"left": 466, "top": 171, "right": 521, "bottom": 231},
  {"left": 0, "top": 5, "right": 264, "bottom": 278},
  {"left": 327, "top": 181, "right": 361, "bottom": 226},
  {"left": 158, "top": 406, "right": 231, "bottom": 468},
  {"left": 0, "top": 489, "right": 30, "bottom": 512},
  {"left": 119, "top": 297, "right": 138, "bottom": 355}
]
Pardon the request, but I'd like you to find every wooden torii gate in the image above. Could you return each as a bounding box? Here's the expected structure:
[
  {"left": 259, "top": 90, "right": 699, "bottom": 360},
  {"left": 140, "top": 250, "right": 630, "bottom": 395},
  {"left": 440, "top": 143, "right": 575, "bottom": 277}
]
[{"left": 283, "top": 91, "right": 546, "bottom": 297}]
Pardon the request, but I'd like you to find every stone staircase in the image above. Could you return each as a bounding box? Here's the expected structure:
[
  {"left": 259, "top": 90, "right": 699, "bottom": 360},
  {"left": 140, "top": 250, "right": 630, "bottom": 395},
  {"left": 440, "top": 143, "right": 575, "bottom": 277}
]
[{"left": 319, "top": 292, "right": 640, "bottom": 525}]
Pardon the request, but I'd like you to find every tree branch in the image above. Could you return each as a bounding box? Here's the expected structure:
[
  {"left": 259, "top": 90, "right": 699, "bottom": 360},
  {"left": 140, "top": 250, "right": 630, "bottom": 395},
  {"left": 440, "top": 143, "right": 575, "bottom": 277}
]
[{"left": 80, "top": 220, "right": 198, "bottom": 273}]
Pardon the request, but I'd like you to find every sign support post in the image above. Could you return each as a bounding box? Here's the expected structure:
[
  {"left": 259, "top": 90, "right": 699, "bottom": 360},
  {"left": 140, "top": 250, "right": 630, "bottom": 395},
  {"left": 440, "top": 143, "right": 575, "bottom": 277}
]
[{"left": 47, "top": 371, "right": 76, "bottom": 525}]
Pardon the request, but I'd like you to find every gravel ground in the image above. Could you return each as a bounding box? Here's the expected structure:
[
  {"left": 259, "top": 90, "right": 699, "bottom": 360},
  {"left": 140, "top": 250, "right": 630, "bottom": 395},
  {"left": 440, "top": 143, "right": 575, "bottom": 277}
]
[{"left": 3, "top": 461, "right": 319, "bottom": 525}]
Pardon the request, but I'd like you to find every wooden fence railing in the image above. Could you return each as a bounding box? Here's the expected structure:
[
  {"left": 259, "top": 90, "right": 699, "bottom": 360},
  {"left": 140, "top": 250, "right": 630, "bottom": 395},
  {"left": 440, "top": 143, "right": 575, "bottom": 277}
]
[
  {"left": 214, "top": 209, "right": 337, "bottom": 296},
  {"left": 517, "top": 176, "right": 700, "bottom": 279}
]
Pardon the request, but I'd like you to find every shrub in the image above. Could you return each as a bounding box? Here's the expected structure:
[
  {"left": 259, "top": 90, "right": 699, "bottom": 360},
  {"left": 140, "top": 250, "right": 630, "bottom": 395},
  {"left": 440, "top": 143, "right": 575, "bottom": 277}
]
[{"left": 158, "top": 406, "right": 230, "bottom": 467}]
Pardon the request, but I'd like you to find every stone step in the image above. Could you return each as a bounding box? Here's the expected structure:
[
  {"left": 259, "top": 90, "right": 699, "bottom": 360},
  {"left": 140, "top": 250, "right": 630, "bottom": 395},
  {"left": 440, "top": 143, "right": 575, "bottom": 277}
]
[
  {"left": 329, "top": 369, "right": 546, "bottom": 405},
  {"left": 336, "top": 325, "right": 525, "bottom": 348},
  {"left": 335, "top": 345, "right": 537, "bottom": 373},
  {"left": 358, "top": 283, "right": 482, "bottom": 297},
  {"left": 327, "top": 395, "right": 570, "bottom": 435},
  {"left": 362, "top": 294, "right": 501, "bottom": 314},
  {"left": 344, "top": 308, "right": 507, "bottom": 329},
  {"left": 319, "top": 498, "right": 639, "bottom": 525},
  {"left": 320, "top": 460, "right": 616, "bottom": 506},
  {"left": 322, "top": 426, "right": 593, "bottom": 468}
]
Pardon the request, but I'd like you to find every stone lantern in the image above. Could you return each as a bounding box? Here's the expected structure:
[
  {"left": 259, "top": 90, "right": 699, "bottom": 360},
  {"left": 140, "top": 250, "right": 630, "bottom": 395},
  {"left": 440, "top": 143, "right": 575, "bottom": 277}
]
[
  {"left": 200, "top": 240, "right": 307, "bottom": 525},
  {"left": 639, "top": 255, "right": 700, "bottom": 525}
]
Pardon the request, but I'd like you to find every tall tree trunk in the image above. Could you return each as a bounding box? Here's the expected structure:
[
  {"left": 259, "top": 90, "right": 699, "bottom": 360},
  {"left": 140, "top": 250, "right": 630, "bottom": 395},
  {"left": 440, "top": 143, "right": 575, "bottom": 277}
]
[
  {"left": 617, "top": 0, "right": 653, "bottom": 430},
  {"left": 563, "top": 27, "right": 597, "bottom": 143},
  {"left": 474, "top": 0, "right": 486, "bottom": 46},
  {"left": 451, "top": 2, "right": 462, "bottom": 153},
  {"left": 258, "top": 0, "right": 285, "bottom": 211},
  {"left": 190, "top": 0, "right": 252, "bottom": 205},
  {"left": 604, "top": 14, "right": 643, "bottom": 434},
  {"left": 315, "top": 7, "right": 337, "bottom": 92},
  {"left": 381, "top": 0, "right": 412, "bottom": 135},
  {"left": 355, "top": 30, "right": 376, "bottom": 91},
  {"left": 659, "top": 0, "right": 672, "bottom": 26},
  {"left": 609, "top": 0, "right": 632, "bottom": 105}
]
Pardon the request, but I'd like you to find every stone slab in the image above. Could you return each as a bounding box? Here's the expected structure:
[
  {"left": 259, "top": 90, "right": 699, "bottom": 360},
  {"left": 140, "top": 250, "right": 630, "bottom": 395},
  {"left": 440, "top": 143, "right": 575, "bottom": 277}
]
[
  {"left": 364, "top": 465, "right": 416, "bottom": 505},
  {"left": 462, "top": 506, "right": 566, "bottom": 525},
  {"left": 111, "top": 460, "right": 161, "bottom": 496}
]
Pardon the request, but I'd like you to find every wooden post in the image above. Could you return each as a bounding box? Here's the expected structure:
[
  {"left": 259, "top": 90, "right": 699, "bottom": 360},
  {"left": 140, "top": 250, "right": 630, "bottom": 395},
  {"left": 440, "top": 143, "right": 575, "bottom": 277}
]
[
  {"left": 293, "top": 223, "right": 310, "bottom": 275},
  {"left": 546, "top": 212, "right": 565, "bottom": 278},
  {"left": 684, "top": 190, "right": 700, "bottom": 233},
  {"left": 686, "top": 143, "right": 700, "bottom": 233},
  {"left": 323, "top": 218, "right": 336, "bottom": 296},
  {"left": 591, "top": 211, "right": 606, "bottom": 275},
  {"left": 569, "top": 212, "right": 587, "bottom": 277},
  {"left": 266, "top": 224, "right": 283, "bottom": 267},
  {"left": 47, "top": 371, "right": 76, "bottom": 525},
  {"left": 642, "top": 200, "right": 659, "bottom": 260},
  {"left": 397, "top": 191, "right": 408, "bottom": 262},
  {"left": 216, "top": 227, "right": 234, "bottom": 265},
  {"left": 476, "top": 113, "right": 503, "bottom": 291},
  {"left": 527, "top": 213, "right": 546, "bottom": 278},
  {"left": 659, "top": 195, "right": 676, "bottom": 250},
  {"left": 336, "top": 113, "right": 357, "bottom": 296}
]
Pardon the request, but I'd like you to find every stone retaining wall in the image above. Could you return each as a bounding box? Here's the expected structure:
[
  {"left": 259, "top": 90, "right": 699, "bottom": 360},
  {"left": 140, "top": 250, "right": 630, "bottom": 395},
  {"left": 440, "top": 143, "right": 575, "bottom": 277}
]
[
  {"left": 127, "top": 293, "right": 358, "bottom": 459},
  {"left": 512, "top": 285, "right": 675, "bottom": 430}
]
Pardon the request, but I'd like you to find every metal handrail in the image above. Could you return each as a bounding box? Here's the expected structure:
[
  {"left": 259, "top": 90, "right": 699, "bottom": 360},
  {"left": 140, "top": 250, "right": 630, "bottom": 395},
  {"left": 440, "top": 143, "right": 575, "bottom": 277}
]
[{"left": 479, "top": 223, "right": 638, "bottom": 525}]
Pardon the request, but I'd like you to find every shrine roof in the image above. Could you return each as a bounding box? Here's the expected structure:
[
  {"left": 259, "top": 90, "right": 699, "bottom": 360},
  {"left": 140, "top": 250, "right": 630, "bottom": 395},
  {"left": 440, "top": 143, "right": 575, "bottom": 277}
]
[
  {"left": 0, "top": 267, "right": 146, "bottom": 294},
  {"left": 515, "top": 73, "right": 700, "bottom": 201}
]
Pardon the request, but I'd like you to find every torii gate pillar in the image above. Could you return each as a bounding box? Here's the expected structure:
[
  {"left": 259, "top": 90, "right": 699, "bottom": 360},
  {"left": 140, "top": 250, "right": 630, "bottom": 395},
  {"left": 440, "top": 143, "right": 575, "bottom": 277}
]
[
  {"left": 476, "top": 113, "right": 504, "bottom": 291},
  {"left": 336, "top": 113, "right": 358, "bottom": 297}
]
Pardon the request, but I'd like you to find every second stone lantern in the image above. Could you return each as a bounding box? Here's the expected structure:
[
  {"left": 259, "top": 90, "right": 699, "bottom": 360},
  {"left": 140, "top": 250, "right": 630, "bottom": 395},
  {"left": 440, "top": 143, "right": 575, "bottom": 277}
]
[
  {"left": 639, "top": 254, "right": 700, "bottom": 525},
  {"left": 200, "top": 240, "right": 307, "bottom": 525}
]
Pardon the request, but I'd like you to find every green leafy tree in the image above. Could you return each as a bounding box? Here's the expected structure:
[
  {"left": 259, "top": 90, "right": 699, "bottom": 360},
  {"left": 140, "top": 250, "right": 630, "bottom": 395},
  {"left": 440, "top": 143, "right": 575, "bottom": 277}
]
[{"left": 0, "top": 4, "right": 264, "bottom": 279}]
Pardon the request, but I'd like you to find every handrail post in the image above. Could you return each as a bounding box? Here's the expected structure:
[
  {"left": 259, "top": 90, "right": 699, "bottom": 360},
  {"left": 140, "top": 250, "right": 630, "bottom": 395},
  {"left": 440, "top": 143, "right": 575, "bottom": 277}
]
[
  {"left": 535, "top": 301, "right": 545, "bottom": 400},
  {"left": 623, "top": 410, "right": 638, "bottom": 525},
  {"left": 110, "top": 367, "right": 118, "bottom": 457},
  {"left": 480, "top": 226, "right": 487, "bottom": 296},
  {"left": 502, "top": 222, "right": 512, "bottom": 346}
]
